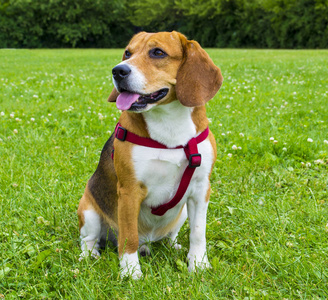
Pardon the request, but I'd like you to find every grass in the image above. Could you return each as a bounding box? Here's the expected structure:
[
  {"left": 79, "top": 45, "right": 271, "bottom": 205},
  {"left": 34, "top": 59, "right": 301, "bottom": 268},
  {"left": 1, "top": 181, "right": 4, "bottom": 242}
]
[{"left": 0, "top": 48, "right": 327, "bottom": 299}]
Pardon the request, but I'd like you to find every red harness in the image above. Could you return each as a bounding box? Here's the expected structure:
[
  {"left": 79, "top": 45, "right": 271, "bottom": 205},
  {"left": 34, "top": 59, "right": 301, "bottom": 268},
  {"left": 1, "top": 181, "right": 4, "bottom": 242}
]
[{"left": 113, "top": 123, "right": 209, "bottom": 216}]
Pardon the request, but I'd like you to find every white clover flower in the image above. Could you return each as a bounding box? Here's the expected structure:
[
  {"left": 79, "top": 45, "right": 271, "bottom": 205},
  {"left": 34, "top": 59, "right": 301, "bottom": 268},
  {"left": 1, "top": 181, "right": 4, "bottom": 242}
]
[
  {"left": 324, "top": 140, "right": 328, "bottom": 144},
  {"left": 306, "top": 162, "right": 311, "bottom": 167},
  {"left": 269, "top": 137, "right": 274, "bottom": 141},
  {"left": 30, "top": 118, "right": 35, "bottom": 122},
  {"left": 10, "top": 113, "right": 14, "bottom": 118},
  {"left": 13, "top": 129, "right": 18, "bottom": 134},
  {"left": 37, "top": 216, "right": 49, "bottom": 225},
  {"left": 228, "top": 153, "right": 232, "bottom": 157},
  {"left": 307, "top": 138, "right": 313, "bottom": 143},
  {"left": 33, "top": 95, "right": 38, "bottom": 98},
  {"left": 314, "top": 159, "right": 324, "bottom": 165},
  {"left": 273, "top": 140, "right": 278, "bottom": 144},
  {"left": 221, "top": 133, "right": 225, "bottom": 136},
  {"left": 238, "top": 146, "right": 242, "bottom": 150},
  {"left": 239, "top": 133, "right": 244, "bottom": 137},
  {"left": 72, "top": 268, "right": 80, "bottom": 275},
  {"left": 0, "top": 112, "right": 4, "bottom": 116},
  {"left": 219, "top": 123, "right": 222, "bottom": 127},
  {"left": 286, "top": 241, "right": 294, "bottom": 248},
  {"left": 232, "top": 145, "right": 238, "bottom": 150},
  {"left": 282, "top": 147, "right": 287, "bottom": 151}
]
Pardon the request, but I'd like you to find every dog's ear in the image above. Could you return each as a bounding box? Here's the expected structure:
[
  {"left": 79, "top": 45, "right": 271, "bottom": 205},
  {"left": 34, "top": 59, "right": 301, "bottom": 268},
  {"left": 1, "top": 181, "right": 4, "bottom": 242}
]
[
  {"left": 176, "top": 33, "right": 223, "bottom": 107},
  {"left": 107, "top": 87, "right": 119, "bottom": 102}
]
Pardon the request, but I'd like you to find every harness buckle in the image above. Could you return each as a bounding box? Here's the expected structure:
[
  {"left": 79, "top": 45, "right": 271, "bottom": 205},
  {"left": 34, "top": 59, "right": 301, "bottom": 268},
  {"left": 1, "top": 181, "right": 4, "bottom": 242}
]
[
  {"left": 116, "top": 126, "right": 127, "bottom": 141},
  {"left": 189, "top": 153, "right": 202, "bottom": 168}
]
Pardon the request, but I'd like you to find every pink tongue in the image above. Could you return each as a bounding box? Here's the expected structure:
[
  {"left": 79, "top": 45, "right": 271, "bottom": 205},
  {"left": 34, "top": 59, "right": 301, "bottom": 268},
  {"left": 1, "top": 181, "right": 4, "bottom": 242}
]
[{"left": 116, "top": 92, "right": 140, "bottom": 110}]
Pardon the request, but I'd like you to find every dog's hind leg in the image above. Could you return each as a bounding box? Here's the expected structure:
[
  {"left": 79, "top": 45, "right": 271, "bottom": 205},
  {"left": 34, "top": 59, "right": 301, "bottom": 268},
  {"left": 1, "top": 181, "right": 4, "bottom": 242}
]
[
  {"left": 78, "top": 191, "right": 108, "bottom": 259},
  {"left": 79, "top": 209, "right": 103, "bottom": 259}
]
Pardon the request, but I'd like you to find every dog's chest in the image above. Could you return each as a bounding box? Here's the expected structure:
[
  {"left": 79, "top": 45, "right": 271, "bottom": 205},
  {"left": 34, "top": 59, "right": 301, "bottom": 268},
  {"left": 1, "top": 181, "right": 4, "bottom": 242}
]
[
  {"left": 127, "top": 102, "right": 214, "bottom": 242},
  {"left": 132, "top": 139, "right": 213, "bottom": 209},
  {"left": 133, "top": 146, "right": 186, "bottom": 208}
]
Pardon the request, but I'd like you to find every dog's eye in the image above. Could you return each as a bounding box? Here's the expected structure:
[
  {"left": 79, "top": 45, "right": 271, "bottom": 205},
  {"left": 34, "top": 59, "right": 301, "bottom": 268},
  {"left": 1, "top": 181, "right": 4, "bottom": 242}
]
[
  {"left": 124, "top": 50, "right": 132, "bottom": 59},
  {"left": 149, "top": 48, "right": 167, "bottom": 58}
]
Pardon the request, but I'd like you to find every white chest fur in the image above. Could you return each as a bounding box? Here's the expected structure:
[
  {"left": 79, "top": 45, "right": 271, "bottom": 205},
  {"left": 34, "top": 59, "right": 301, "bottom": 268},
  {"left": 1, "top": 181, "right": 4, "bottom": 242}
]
[{"left": 132, "top": 101, "right": 213, "bottom": 243}]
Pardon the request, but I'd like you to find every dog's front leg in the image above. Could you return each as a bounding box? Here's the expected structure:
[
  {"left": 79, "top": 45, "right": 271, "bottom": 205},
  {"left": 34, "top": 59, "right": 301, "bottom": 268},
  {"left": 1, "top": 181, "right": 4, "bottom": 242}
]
[
  {"left": 187, "top": 184, "right": 211, "bottom": 272},
  {"left": 117, "top": 184, "right": 146, "bottom": 279}
]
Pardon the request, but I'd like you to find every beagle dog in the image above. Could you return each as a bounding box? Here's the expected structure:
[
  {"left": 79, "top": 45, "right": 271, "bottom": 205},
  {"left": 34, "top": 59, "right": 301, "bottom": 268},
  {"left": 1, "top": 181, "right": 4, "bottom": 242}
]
[{"left": 77, "top": 31, "right": 223, "bottom": 279}]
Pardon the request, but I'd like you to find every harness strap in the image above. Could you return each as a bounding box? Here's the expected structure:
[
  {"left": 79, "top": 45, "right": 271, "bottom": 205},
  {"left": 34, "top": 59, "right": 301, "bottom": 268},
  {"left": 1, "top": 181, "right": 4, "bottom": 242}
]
[{"left": 113, "top": 123, "right": 209, "bottom": 216}]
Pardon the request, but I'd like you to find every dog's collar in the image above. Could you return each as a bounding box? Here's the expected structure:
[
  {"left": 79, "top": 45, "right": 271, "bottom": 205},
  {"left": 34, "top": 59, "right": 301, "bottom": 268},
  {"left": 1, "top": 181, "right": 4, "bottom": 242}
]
[{"left": 113, "top": 123, "right": 209, "bottom": 216}]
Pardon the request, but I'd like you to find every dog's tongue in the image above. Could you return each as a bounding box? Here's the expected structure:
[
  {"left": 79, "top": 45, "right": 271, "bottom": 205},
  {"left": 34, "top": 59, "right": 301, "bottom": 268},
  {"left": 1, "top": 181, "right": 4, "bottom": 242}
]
[{"left": 116, "top": 92, "right": 140, "bottom": 110}]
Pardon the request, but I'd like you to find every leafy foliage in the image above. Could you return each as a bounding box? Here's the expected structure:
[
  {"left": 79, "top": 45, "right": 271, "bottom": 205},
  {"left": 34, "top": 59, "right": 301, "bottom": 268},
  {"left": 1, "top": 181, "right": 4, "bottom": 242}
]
[
  {"left": 0, "top": 0, "right": 133, "bottom": 48},
  {"left": 0, "top": 0, "right": 327, "bottom": 48}
]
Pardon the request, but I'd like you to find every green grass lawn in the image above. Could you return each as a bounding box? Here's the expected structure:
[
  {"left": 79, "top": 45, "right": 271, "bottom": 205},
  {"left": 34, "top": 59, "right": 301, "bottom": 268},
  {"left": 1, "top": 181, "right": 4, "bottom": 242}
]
[{"left": 0, "top": 48, "right": 327, "bottom": 299}]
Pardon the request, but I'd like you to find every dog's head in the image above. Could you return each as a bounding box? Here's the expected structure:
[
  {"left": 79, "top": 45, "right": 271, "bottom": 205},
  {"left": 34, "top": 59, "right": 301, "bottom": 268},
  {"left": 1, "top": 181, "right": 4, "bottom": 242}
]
[{"left": 108, "top": 31, "right": 223, "bottom": 112}]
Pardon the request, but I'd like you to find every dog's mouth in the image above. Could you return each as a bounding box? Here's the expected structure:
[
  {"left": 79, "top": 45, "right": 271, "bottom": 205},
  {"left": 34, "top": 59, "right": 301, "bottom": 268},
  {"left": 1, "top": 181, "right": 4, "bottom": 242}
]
[{"left": 116, "top": 88, "right": 169, "bottom": 111}]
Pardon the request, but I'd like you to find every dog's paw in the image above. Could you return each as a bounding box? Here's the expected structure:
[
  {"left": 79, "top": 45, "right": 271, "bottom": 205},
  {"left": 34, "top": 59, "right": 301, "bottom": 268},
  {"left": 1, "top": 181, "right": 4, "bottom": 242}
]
[
  {"left": 79, "top": 248, "right": 101, "bottom": 261},
  {"left": 187, "top": 252, "right": 211, "bottom": 272},
  {"left": 139, "top": 244, "right": 151, "bottom": 257},
  {"left": 168, "top": 238, "right": 182, "bottom": 251},
  {"left": 172, "top": 242, "right": 182, "bottom": 250},
  {"left": 120, "top": 265, "right": 143, "bottom": 280},
  {"left": 120, "top": 252, "right": 142, "bottom": 280}
]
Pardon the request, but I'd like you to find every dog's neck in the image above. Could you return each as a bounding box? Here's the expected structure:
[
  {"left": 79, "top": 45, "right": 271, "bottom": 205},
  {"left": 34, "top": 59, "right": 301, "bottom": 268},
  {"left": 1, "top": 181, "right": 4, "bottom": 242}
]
[
  {"left": 142, "top": 100, "right": 196, "bottom": 147},
  {"left": 119, "top": 100, "right": 209, "bottom": 148}
]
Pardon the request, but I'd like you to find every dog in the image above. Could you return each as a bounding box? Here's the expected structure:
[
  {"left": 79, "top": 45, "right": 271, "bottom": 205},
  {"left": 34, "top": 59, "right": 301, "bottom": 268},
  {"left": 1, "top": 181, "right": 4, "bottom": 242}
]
[{"left": 77, "top": 31, "right": 223, "bottom": 279}]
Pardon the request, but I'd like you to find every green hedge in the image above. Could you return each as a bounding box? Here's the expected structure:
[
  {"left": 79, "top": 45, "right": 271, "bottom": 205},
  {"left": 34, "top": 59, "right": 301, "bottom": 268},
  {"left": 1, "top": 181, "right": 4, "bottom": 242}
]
[
  {"left": 0, "top": 0, "right": 133, "bottom": 48},
  {"left": 1, "top": 0, "right": 327, "bottom": 48}
]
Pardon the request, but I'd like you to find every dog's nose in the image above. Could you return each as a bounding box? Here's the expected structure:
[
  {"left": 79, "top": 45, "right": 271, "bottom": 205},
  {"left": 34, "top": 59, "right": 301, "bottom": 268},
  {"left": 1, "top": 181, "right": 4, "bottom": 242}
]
[{"left": 112, "top": 65, "right": 131, "bottom": 82}]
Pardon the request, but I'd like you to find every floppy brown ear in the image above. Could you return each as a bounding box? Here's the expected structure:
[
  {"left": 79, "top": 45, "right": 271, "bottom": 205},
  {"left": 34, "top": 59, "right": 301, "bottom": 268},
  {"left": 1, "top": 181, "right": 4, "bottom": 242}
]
[
  {"left": 107, "top": 87, "right": 119, "bottom": 102},
  {"left": 176, "top": 35, "right": 223, "bottom": 107}
]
